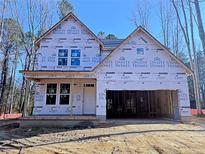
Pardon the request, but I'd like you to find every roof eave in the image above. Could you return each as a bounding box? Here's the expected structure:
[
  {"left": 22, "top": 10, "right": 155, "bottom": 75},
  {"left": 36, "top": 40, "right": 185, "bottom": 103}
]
[
  {"left": 20, "top": 70, "right": 95, "bottom": 74},
  {"left": 138, "top": 27, "right": 193, "bottom": 75}
]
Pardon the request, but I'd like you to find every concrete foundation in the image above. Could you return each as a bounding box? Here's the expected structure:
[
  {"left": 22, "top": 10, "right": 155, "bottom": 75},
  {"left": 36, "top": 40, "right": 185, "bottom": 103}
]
[
  {"left": 180, "top": 116, "right": 192, "bottom": 123},
  {"left": 19, "top": 116, "right": 99, "bottom": 128},
  {"left": 96, "top": 115, "right": 106, "bottom": 121},
  {"left": 19, "top": 120, "right": 99, "bottom": 128}
]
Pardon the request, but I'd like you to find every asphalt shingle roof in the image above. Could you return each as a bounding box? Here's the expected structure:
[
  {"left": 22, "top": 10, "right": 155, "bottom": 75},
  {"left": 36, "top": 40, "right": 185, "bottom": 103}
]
[{"left": 100, "top": 39, "right": 124, "bottom": 48}]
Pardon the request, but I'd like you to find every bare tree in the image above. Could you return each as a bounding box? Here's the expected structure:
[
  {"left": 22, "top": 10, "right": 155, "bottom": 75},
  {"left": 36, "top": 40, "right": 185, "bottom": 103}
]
[
  {"left": 8, "top": 0, "right": 53, "bottom": 116},
  {"left": 159, "top": 0, "right": 185, "bottom": 57},
  {"left": 57, "top": 0, "right": 74, "bottom": 19},
  {"left": 0, "top": 0, "right": 7, "bottom": 109},
  {"left": 194, "top": 0, "right": 205, "bottom": 56},
  {"left": 172, "top": 0, "right": 202, "bottom": 114},
  {"left": 188, "top": 0, "right": 202, "bottom": 111},
  {"left": 133, "top": 0, "right": 150, "bottom": 30},
  {"left": 37, "top": 1, "right": 50, "bottom": 37},
  {"left": 7, "top": 47, "right": 19, "bottom": 113},
  {"left": 0, "top": 18, "right": 21, "bottom": 114},
  {"left": 159, "top": 0, "right": 172, "bottom": 47},
  {"left": 0, "top": 0, "right": 7, "bottom": 43}
]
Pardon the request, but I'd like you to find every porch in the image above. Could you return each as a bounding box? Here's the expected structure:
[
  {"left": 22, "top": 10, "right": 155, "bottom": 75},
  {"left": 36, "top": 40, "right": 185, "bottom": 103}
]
[
  {"left": 20, "top": 70, "right": 98, "bottom": 117},
  {"left": 33, "top": 78, "right": 97, "bottom": 116}
]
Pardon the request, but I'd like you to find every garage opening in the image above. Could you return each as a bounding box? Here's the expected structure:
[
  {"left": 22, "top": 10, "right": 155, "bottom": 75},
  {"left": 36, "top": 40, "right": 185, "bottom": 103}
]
[{"left": 106, "top": 90, "right": 178, "bottom": 119}]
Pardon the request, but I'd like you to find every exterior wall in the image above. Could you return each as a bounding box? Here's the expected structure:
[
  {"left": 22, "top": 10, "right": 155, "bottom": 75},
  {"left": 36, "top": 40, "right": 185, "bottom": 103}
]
[
  {"left": 36, "top": 16, "right": 101, "bottom": 71},
  {"left": 33, "top": 78, "right": 96, "bottom": 115},
  {"left": 95, "top": 31, "right": 191, "bottom": 120},
  {"left": 32, "top": 16, "right": 191, "bottom": 120},
  {"left": 96, "top": 80, "right": 190, "bottom": 120}
]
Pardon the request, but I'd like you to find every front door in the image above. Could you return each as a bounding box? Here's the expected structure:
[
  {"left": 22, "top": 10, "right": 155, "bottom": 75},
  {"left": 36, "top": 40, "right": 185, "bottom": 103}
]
[{"left": 83, "top": 84, "right": 96, "bottom": 115}]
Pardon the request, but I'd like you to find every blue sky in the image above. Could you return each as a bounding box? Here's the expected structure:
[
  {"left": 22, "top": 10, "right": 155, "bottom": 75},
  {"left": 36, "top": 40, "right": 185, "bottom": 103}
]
[
  {"left": 69, "top": 0, "right": 160, "bottom": 39},
  {"left": 5, "top": 0, "right": 204, "bottom": 43},
  {"left": 66, "top": 0, "right": 204, "bottom": 42}
]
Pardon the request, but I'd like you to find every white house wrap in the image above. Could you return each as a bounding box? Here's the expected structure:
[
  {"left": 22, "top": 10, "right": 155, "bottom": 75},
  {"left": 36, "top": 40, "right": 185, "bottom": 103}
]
[{"left": 21, "top": 13, "right": 192, "bottom": 121}]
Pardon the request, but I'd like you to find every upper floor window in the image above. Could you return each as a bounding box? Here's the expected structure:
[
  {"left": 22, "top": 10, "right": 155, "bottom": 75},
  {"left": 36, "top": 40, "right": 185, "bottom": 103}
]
[
  {"left": 58, "top": 49, "right": 68, "bottom": 65},
  {"left": 71, "top": 49, "right": 80, "bottom": 66},
  {"left": 136, "top": 48, "right": 144, "bottom": 55}
]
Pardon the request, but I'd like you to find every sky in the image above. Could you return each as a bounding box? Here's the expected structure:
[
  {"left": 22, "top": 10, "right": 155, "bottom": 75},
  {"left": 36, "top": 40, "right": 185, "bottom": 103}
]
[
  {"left": 68, "top": 0, "right": 161, "bottom": 39},
  {"left": 62, "top": 0, "right": 205, "bottom": 43},
  {"left": 4, "top": 0, "right": 204, "bottom": 42}
]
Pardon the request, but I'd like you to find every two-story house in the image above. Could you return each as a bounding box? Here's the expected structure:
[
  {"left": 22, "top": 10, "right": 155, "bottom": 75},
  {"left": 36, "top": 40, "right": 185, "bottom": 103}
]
[{"left": 21, "top": 13, "right": 192, "bottom": 121}]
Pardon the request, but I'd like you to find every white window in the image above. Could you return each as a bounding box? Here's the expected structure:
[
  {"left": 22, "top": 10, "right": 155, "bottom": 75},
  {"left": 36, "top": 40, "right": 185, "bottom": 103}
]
[
  {"left": 60, "top": 84, "right": 70, "bottom": 105},
  {"left": 58, "top": 49, "right": 68, "bottom": 65},
  {"left": 46, "top": 84, "right": 57, "bottom": 105},
  {"left": 71, "top": 49, "right": 80, "bottom": 66}
]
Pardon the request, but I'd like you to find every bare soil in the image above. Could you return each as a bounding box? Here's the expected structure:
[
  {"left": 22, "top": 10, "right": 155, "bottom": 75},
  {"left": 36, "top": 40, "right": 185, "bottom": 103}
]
[{"left": 0, "top": 119, "right": 205, "bottom": 154}]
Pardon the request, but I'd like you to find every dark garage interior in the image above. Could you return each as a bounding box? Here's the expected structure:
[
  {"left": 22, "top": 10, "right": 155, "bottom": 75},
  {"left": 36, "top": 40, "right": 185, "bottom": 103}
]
[{"left": 106, "top": 90, "right": 178, "bottom": 119}]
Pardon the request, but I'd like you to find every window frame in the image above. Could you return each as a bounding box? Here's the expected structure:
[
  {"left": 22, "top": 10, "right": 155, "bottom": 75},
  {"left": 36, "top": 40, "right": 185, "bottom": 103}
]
[
  {"left": 46, "top": 83, "right": 57, "bottom": 105},
  {"left": 59, "top": 83, "right": 70, "bottom": 105},
  {"left": 71, "top": 49, "right": 81, "bottom": 66},
  {"left": 58, "top": 49, "right": 68, "bottom": 66},
  {"left": 136, "top": 48, "right": 144, "bottom": 55}
]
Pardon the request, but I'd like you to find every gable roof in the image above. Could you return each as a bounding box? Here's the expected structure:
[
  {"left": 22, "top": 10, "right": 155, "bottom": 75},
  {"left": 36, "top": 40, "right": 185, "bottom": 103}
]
[
  {"left": 94, "top": 26, "right": 193, "bottom": 75},
  {"left": 35, "top": 12, "right": 104, "bottom": 47}
]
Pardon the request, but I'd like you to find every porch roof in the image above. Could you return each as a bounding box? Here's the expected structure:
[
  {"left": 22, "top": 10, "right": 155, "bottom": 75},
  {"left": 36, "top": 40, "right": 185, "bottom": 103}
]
[{"left": 20, "top": 70, "right": 96, "bottom": 81}]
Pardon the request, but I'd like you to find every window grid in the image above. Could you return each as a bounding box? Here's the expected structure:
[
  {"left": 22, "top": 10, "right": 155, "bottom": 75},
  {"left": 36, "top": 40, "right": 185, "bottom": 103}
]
[
  {"left": 71, "top": 49, "right": 80, "bottom": 66},
  {"left": 60, "top": 84, "right": 70, "bottom": 105},
  {"left": 58, "top": 49, "right": 68, "bottom": 66},
  {"left": 46, "top": 84, "right": 57, "bottom": 105}
]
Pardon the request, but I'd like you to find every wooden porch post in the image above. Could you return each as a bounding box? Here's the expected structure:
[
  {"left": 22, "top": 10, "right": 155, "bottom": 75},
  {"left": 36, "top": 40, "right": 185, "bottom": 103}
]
[{"left": 70, "top": 79, "right": 73, "bottom": 117}]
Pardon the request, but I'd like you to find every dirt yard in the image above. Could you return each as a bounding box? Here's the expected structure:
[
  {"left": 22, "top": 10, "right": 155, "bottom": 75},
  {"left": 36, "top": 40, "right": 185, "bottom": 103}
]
[{"left": 0, "top": 119, "right": 205, "bottom": 154}]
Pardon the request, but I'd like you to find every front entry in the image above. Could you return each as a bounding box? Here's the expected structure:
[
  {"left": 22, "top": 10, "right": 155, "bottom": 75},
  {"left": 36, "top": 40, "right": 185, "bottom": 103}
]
[{"left": 83, "top": 84, "right": 96, "bottom": 115}]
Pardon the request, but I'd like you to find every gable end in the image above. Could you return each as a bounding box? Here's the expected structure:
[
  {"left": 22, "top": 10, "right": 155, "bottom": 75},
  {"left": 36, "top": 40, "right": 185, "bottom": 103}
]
[
  {"left": 35, "top": 12, "right": 104, "bottom": 48},
  {"left": 94, "top": 26, "right": 192, "bottom": 75}
]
